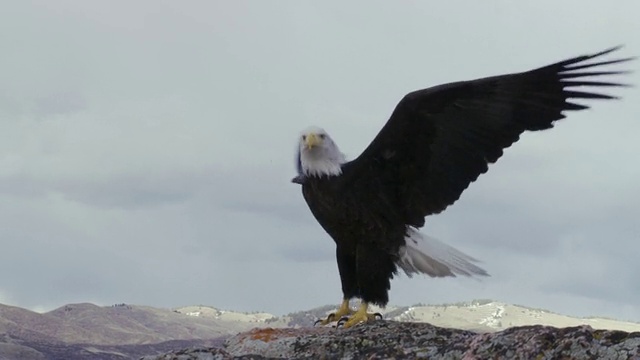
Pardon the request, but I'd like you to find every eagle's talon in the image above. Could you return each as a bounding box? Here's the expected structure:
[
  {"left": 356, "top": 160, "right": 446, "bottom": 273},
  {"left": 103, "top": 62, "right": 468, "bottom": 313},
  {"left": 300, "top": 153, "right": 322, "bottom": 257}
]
[
  {"left": 313, "top": 312, "right": 337, "bottom": 326},
  {"left": 341, "top": 302, "right": 381, "bottom": 328},
  {"left": 336, "top": 316, "right": 350, "bottom": 327},
  {"left": 315, "top": 300, "right": 355, "bottom": 327}
]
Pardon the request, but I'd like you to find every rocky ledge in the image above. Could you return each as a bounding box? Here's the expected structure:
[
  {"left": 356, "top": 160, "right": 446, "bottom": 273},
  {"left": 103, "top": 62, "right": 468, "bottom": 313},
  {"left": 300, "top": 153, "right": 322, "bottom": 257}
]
[{"left": 141, "top": 320, "right": 640, "bottom": 360}]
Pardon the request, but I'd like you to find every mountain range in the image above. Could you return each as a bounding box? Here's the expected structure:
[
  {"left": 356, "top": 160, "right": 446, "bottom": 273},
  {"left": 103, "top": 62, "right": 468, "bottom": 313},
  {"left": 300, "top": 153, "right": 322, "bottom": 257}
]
[{"left": 1, "top": 299, "right": 639, "bottom": 359}]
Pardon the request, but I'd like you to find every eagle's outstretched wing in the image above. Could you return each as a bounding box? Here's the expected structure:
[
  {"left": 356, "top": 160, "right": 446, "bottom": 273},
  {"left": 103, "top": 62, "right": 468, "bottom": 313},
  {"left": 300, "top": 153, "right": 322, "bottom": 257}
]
[{"left": 340, "top": 46, "right": 634, "bottom": 228}]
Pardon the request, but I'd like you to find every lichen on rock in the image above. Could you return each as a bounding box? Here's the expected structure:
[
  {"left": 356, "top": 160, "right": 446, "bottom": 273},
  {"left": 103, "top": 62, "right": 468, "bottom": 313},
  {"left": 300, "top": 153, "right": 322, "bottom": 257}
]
[{"left": 142, "top": 320, "right": 640, "bottom": 360}]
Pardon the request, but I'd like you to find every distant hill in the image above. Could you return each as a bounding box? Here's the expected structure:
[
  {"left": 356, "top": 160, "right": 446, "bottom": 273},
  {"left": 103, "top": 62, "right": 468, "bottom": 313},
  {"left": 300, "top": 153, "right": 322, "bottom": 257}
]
[
  {"left": 261, "top": 299, "right": 640, "bottom": 333},
  {"left": 1, "top": 299, "right": 639, "bottom": 359},
  {"left": 0, "top": 302, "right": 267, "bottom": 359}
]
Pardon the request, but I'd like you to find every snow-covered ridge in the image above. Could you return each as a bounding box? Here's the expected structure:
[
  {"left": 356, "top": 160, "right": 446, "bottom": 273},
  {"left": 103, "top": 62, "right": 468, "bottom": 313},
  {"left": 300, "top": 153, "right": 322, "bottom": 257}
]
[
  {"left": 379, "top": 300, "right": 640, "bottom": 333},
  {"left": 42, "top": 299, "right": 636, "bottom": 335},
  {"left": 250, "top": 299, "right": 640, "bottom": 333}
]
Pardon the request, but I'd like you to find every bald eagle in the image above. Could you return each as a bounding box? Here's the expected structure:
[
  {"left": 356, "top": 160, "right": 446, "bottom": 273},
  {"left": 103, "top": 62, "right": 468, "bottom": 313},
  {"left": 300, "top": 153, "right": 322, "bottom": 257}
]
[{"left": 292, "top": 46, "right": 634, "bottom": 328}]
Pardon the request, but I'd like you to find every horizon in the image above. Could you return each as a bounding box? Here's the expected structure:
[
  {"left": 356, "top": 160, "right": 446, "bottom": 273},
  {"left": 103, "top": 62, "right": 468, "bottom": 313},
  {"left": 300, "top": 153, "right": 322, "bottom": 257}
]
[{"left": 4, "top": 298, "right": 640, "bottom": 325}]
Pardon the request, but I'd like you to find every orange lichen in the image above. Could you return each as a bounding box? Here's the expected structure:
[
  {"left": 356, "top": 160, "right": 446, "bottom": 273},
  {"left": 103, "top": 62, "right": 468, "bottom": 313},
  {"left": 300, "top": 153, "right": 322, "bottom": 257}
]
[
  {"left": 249, "top": 327, "right": 286, "bottom": 342},
  {"left": 244, "top": 327, "right": 330, "bottom": 344}
]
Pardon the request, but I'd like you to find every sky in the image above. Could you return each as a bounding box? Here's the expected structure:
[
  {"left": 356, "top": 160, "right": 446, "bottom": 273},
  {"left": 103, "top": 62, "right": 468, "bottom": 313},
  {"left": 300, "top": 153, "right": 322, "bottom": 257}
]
[{"left": 1, "top": 1, "right": 639, "bottom": 323}]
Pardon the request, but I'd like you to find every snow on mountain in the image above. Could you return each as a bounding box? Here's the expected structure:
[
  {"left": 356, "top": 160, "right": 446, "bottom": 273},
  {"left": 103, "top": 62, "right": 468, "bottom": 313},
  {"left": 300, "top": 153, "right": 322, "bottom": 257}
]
[
  {"left": 379, "top": 299, "right": 640, "bottom": 333},
  {"left": 265, "top": 299, "right": 640, "bottom": 332}
]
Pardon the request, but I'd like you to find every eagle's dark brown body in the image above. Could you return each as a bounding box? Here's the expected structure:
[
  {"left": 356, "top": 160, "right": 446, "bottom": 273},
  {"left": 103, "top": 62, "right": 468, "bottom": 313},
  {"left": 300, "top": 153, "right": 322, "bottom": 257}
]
[{"left": 301, "top": 175, "right": 406, "bottom": 306}]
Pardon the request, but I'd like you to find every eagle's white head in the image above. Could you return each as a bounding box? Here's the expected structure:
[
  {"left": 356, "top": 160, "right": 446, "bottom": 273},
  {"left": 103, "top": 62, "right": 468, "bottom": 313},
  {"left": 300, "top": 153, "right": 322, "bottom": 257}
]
[{"left": 295, "top": 126, "right": 346, "bottom": 179}]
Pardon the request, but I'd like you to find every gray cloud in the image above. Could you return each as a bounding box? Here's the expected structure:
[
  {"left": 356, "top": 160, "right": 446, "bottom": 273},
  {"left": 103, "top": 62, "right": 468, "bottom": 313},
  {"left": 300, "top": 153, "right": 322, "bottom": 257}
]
[{"left": 0, "top": 0, "right": 638, "bottom": 323}]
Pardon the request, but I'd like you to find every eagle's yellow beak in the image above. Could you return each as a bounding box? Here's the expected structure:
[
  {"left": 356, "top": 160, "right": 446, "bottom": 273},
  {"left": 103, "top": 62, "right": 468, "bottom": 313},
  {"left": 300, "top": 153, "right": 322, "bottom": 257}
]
[{"left": 305, "top": 133, "right": 321, "bottom": 150}]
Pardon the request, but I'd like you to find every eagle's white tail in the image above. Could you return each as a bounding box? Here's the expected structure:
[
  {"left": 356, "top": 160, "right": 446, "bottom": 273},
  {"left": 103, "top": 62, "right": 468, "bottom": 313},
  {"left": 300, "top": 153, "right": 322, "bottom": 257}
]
[{"left": 397, "top": 227, "right": 489, "bottom": 278}]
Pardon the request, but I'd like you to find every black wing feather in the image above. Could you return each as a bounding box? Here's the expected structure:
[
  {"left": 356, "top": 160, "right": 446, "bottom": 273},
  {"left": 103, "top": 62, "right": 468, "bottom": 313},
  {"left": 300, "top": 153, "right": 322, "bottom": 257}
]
[{"left": 341, "top": 46, "right": 635, "bottom": 227}]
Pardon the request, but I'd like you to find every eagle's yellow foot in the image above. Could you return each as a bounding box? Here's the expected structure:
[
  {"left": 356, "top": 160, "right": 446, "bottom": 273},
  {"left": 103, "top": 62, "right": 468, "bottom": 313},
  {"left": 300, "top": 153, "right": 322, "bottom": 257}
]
[
  {"left": 314, "top": 299, "right": 355, "bottom": 326},
  {"left": 337, "top": 302, "right": 382, "bottom": 328}
]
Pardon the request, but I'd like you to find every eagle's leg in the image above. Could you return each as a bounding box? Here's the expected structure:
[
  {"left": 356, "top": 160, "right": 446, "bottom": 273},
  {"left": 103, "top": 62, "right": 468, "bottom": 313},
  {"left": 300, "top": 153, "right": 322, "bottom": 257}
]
[
  {"left": 338, "top": 301, "right": 382, "bottom": 328},
  {"left": 314, "top": 299, "right": 355, "bottom": 326}
]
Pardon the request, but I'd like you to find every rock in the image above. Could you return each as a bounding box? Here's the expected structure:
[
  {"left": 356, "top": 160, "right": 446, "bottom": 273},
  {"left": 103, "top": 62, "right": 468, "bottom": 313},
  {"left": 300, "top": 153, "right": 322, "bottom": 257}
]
[
  {"left": 141, "top": 320, "right": 640, "bottom": 360},
  {"left": 140, "top": 347, "right": 236, "bottom": 360}
]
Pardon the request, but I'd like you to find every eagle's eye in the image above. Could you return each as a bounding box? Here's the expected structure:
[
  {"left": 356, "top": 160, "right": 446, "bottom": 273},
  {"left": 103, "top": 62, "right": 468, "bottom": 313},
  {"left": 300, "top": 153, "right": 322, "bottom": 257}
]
[
  {"left": 319, "top": 134, "right": 326, "bottom": 139},
  {"left": 302, "top": 135, "right": 307, "bottom": 141}
]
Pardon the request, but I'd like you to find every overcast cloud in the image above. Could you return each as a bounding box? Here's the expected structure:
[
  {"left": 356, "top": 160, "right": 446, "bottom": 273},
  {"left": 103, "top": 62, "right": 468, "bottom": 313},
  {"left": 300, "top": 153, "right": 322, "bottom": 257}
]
[{"left": 1, "top": 1, "right": 639, "bottom": 323}]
